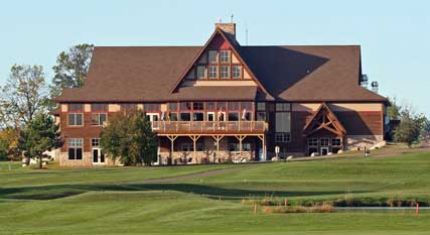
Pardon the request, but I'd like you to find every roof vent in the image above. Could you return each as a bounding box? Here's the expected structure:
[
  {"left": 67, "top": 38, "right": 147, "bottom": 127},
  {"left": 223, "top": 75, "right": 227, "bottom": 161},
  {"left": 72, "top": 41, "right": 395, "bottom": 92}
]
[
  {"left": 371, "top": 81, "right": 379, "bottom": 93},
  {"left": 360, "top": 74, "right": 368, "bottom": 87}
]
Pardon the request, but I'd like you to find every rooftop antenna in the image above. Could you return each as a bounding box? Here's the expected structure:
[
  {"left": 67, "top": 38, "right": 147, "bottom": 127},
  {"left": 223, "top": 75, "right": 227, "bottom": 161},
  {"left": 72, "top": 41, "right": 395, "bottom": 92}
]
[
  {"left": 245, "top": 22, "right": 249, "bottom": 46},
  {"left": 230, "top": 14, "right": 234, "bottom": 23}
]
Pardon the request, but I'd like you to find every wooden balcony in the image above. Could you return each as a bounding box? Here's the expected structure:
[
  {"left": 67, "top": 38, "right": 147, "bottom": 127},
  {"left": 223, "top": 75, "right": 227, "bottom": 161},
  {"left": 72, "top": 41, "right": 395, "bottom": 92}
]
[{"left": 152, "top": 121, "right": 267, "bottom": 135}]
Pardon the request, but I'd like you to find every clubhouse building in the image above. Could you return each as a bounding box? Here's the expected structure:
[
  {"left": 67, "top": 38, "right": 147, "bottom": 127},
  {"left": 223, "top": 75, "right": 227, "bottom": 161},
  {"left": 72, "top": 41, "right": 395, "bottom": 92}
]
[{"left": 55, "top": 23, "right": 388, "bottom": 167}]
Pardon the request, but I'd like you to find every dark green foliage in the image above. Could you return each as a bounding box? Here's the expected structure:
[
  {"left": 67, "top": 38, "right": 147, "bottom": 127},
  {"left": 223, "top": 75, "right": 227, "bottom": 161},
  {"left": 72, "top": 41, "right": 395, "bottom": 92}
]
[
  {"left": 18, "top": 113, "right": 61, "bottom": 169},
  {"left": 100, "top": 110, "right": 158, "bottom": 166},
  {"left": 49, "top": 44, "right": 94, "bottom": 109},
  {"left": 393, "top": 108, "right": 426, "bottom": 147}
]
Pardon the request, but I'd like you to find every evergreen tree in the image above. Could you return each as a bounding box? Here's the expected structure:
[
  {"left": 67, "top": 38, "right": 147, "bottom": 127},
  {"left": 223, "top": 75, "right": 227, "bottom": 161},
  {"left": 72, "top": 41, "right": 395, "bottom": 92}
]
[{"left": 18, "top": 114, "right": 61, "bottom": 169}]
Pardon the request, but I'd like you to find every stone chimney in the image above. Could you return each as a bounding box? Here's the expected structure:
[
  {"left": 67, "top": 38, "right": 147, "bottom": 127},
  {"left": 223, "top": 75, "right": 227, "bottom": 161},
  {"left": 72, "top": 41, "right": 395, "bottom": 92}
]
[{"left": 215, "top": 23, "right": 236, "bottom": 38}]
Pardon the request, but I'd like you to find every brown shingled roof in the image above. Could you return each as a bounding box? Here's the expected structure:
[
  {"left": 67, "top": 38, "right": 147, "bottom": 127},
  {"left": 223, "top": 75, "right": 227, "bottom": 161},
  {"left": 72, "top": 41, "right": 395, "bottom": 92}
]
[{"left": 55, "top": 42, "right": 387, "bottom": 103}]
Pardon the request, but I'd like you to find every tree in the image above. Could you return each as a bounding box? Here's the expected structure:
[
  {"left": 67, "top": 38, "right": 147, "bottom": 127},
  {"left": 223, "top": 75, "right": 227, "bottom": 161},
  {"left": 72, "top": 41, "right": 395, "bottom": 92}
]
[
  {"left": 132, "top": 112, "right": 158, "bottom": 166},
  {"left": 50, "top": 44, "right": 94, "bottom": 98},
  {"left": 1, "top": 64, "right": 48, "bottom": 127},
  {"left": 387, "top": 97, "right": 401, "bottom": 120},
  {"left": 0, "top": 128, "right": 20, "bottom": 161},
  {"left": 18, "top": 113, "right": 61, "bottom": 169},
  {"left": 100, "top": 110, "right": 158, "bottom": 166},
  {"left": 393, "top": 106, "right": 424, "bottom": 147}
]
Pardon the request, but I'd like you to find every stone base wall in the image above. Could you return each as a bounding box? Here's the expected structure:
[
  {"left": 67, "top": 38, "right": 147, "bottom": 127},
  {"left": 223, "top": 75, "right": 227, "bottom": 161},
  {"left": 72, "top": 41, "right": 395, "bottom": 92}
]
[
  {"left": 346, "top": 135, "right": 384, "bottom": 150},
  {"left": 58, "top": 152, "right": 120, "bottom": 167},
  {"left": 159, "top": 150, "right": 254, "bottom": 165}
]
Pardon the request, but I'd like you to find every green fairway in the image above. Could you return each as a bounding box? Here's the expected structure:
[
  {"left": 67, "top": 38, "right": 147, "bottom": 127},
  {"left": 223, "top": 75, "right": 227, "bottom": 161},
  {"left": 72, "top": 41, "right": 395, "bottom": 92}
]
[{"left": 1, "top": 150, "right": 430, "bottom": 234}]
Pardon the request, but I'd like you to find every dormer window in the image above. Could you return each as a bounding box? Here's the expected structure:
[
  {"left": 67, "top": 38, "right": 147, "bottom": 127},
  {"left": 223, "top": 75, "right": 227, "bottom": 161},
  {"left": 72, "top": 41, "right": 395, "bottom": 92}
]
[
  {"left": 196, "top": 66, "right": 206, "bottom": 79},
  {"left": 219, "top": 50, "right": 230, "bottom": 63},
  {"left": 208, "top": 65, "right": 218, "bottom": 79},
  {"left": 232, "top": 65, "right": 242, "bottom": 79},
  {"left": 208, "top": 50, "right": 218, "bottom": 64},
  {"left": 220, "top": 65, "right": 230, "bottom": 79}
]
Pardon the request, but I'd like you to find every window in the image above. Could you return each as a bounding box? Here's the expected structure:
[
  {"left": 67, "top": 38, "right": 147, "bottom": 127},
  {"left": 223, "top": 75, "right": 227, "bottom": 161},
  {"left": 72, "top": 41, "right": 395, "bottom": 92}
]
[
  {"left": 217, "top": 102, "right": 227, "bottom": 110},
  {"left": 275, "top": 132, "right": 291, "bottom": 143},
  {"left": 208, "top": 65, "right": 218, "bottom": 79},
  {"left": 193, "top": 112, "right": 204, "bottom": 121},
  {"left": 276, "top": 103, "right": 291, "bottom": 111},
  {"left": 320, "top": 138, "right": 329, "bottom": 146},
  {"left": 181, "top": 143, "right": 193, "bottom": 152},
  {"left": 220, "top": 50, "right": 230, "bottom": 63},
  {"left": 228, "top": 112, "right": 239, "bottom": 121},
  {"left": 232, "top": 65, "right": 242, "bottom": 79},
  {"left": 180, "top": 113, "right": 191, "bottom": 121},
  {"left": 332, "top": 138, "right": 342, "bottom": 146},
  {"left": 69, "top": 104, "right": 83, "bottom": 111},
  {"left": 208, "top": 50, "right": 218, "bottom": 63},
  {"left": 257, "top": 102, "right": 266, "bottom": 111},
  {"left": 256, "top": 112, "right": 266, "bottom": 121},
  {"left": 144, "top": 103, "right": 160, "bottom": 112},
  {"left": 91, "top": 138, "right": 100, "bottom": 147},
  {"left": 91, "top": 113, "right": 107, "bottom": 126},
  {"left": 169, "top": 112, "right": 178, "bottom": 121},
  {"left": 68, "top": 113, "right": 83, "bottom": 126},
  {"left": 91, "top": 103, "right": 107, "bottom": 111},
  {"left": 206, "top": 102, "right": 216, "bottom": 110},
  {"left": 242, "top": 112, "right": 252, "bottom": 121},
  {"left": 121, "top": 103, "right": 136, "bottom": 111},
  {"left": 228, "top": 142, "right": 239, "bottom": 151},
  {"left": 241, "top": 102, "right": 253, "bottom": 111},
  {"left": 196, "top": 66, "right": 206, "bottom": 79},
  {"left": 193, "top": 102, "right": 204, "bottom": 110},
  {"left": 180, "top": 102, "right": 192, "bottom": 111},
  {"left": 243, "top": 143, "right": 251, "bottom": 151},
  {"left": 308, "top": 138, "right": 318, "bottom": 147},
  {"left": 275, "top": 112, "right": 291, "bottom": 132},
  {"left": 68, "top": 138, "right": 83, "bottom": 160},
  {"left": 168, "top": 102, "right": 178, "bottom": 111},
  {"left": 220, "top": 65, "right": 230, "bottom": 79},
  {"left": 228, "top": 102, "right": 240, "bottom": 110}
]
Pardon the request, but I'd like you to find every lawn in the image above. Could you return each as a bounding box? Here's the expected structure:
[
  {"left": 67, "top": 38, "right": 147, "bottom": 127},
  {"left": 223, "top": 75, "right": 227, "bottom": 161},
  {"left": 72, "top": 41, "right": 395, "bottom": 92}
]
[{"left": 1, "top": 149, "right": 430, "bottom": 234}]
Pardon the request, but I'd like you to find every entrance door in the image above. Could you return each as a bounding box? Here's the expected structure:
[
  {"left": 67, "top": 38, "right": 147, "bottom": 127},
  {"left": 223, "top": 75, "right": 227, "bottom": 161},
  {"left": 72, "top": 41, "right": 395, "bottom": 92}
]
[
  {"left": 320, "top": 147, "right": 329, "bottom": 156},
  {"left": 207, "top": 112, "right": 215, "bottom": 121},
  {"left": 92, "top": 148, "right": 105, "bottom": 165},
  {"left": 147, "top": 113, "right": 160, "bottom": 129}
]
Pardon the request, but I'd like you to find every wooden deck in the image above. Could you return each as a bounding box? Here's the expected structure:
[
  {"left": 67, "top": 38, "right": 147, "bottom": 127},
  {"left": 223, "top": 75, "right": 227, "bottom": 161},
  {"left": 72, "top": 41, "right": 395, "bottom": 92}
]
[{"left": 152, "top": 121, "right": 267, "bottom": 135}]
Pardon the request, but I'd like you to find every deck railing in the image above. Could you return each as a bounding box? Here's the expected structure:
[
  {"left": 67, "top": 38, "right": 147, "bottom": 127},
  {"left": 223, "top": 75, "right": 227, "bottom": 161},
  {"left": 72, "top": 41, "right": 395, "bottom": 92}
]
[{"left": 152, "top": 121, "right": 267, "bottom": 134}]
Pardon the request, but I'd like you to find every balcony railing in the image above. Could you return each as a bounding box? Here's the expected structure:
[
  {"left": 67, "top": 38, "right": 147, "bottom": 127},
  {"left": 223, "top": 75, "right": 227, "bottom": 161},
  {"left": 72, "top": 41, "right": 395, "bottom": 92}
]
[{"left": 152, "top": 121, "right": 267, "bottom": 134}]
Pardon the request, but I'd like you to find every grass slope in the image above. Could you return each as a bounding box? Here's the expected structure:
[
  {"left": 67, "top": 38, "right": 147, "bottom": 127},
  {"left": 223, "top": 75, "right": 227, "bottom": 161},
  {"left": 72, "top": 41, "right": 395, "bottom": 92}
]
[{"left": 1, "top": 150, "right": 430, "bottom": 234}]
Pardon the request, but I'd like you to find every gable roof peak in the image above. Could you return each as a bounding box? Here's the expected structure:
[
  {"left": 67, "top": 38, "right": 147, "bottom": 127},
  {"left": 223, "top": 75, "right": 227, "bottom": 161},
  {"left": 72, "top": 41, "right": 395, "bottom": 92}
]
[{"left": 215, "top": 22, "right": 236, "bottom": 39}]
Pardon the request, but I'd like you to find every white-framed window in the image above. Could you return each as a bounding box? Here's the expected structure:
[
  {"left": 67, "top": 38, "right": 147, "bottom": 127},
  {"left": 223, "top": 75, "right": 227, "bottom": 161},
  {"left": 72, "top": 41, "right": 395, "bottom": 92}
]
[
  {"left": 220, "top": 65, "right": 230, "bottom": 78},
  {"left": 196, "top": 66, "right": 206, "bottom": 79},
  {"left": 208, "top": 50, "right": 218, "bottom": 64},
  {"left": 208, "top": 65, "right": 218, "bottom": 79},
  {"left": 91, "top": 113, "right": 107, "bottom": 126},
  {"left": 275, "top": 112, "right": 291, "bottom": 132},
  {"left": 68, "top": 113, "right": 83, "bottom": 126},
  {"left": 257, "top": 102, "right": 266, "bottom": 111},
  {"left": 232, "top": 65, "right": 242, "bottom": 79},
  {"left": 68, "top": 138, "right": 83, "bottom": 160},
  {"left": 91, "top": 138, "right": 100, "bottom": 147},
  {"left": 219, "top": 50, "right": 231, "bottom": 63},
  {"left": 332, "top": 138, "right": 342, "bottom": 146},
  {"left": 320, "top": 138, "right": 330, "bottom": 146},
  {"left": 308, "top": 138, "right": 318, "bottom": 147},
  {"left": 276, "top": 103, "right": 291, "bottom": 111},
  {"left": 275, "top": 132, "right": 291, "bottom": 143}
]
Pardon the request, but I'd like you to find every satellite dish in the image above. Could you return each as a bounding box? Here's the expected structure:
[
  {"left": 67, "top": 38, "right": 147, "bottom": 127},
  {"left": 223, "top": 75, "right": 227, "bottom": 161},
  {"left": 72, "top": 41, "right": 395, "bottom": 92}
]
[
  {"left": 371, "top": 81, "right": 379, "bottom": 93},
  {"left": 360, "top": 74, "right": 368, "bottom": 87}
]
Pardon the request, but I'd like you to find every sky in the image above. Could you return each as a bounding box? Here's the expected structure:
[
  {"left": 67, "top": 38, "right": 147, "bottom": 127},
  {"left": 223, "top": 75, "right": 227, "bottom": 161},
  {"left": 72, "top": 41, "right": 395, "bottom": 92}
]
[{"left": 0, "top": 0, "right": 429, "bottom": 115}]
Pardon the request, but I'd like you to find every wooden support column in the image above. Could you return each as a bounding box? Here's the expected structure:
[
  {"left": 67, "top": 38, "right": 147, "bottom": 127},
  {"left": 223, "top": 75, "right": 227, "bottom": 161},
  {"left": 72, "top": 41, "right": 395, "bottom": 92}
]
[
  {"left": 235, "top": 135, "right": 246, "bottom": 157},
  {"left": 212, "top": 135, "right": 224, "bottom": 162},
  {"left": 166, "top": 135, "right": 178, "bottom": 165},
  {"left": 189, "top": 135, "right": 201, "bottom": 163},
  {"left": 258, "top": 135, "right": 266, "bottom": 161}
]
